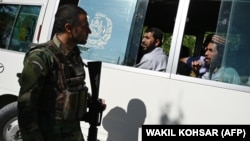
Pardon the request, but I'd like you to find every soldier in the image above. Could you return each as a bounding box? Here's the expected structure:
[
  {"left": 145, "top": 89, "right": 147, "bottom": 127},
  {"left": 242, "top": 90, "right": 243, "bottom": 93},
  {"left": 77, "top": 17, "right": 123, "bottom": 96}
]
[{"left": 17, "top": 4, "right": 106, "bottom": 141}]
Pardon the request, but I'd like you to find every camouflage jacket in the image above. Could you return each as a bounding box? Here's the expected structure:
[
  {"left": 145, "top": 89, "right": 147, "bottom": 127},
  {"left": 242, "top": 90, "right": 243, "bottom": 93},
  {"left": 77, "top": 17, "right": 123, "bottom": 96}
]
[{"left": 17, "top": 35, "right": 87, "bottom": 141}]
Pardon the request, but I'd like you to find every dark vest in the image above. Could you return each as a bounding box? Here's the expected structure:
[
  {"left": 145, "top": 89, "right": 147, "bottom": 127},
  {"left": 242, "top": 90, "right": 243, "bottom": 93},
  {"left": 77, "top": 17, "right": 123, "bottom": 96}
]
[{"left": 25, "top": 41, "right": 88, "bottom": 121}]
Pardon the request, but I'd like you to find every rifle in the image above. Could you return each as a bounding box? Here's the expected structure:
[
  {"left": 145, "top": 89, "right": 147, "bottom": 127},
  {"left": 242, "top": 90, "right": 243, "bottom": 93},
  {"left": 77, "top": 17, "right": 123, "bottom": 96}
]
[{"left": 87, "top": 61, "right": 103, "bottom": 141}]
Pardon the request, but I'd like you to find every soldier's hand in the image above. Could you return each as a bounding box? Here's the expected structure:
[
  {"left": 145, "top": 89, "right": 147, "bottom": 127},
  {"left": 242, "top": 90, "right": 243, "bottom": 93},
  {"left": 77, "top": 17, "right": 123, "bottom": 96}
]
[{"left": 98, "top": 98, "right": 106, "bottom": 111}]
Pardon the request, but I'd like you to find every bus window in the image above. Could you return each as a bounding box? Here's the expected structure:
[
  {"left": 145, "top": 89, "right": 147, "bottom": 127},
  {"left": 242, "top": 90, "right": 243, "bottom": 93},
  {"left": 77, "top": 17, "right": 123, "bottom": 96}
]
[
  {"left": 0, "top": 5, "right": 40, "bottom": 52},
  {"left": 78, "top": 0, "right": 138, "bottom": 65},
  {"left": 179, "top": 0, "right": 250, "bottom": 87},
  {"left": 136, "top": 0, "right": 179, "bottom": 67},
  {"left": 78, "top": 0, "right": 179, "bottom": 69},
  {"left": 220, "top": 0, "right": 250, "bottom": 86}
]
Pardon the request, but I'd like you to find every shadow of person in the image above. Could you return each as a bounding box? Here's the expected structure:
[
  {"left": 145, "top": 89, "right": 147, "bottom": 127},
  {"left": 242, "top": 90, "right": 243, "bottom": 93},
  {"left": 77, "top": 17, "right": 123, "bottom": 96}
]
[{"left": 102, "top": 99, "right": 146, "bottom": 141}]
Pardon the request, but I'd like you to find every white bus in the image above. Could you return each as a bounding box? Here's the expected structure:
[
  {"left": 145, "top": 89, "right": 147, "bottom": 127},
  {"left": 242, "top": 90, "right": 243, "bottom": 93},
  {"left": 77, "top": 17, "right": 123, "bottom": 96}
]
[{"left": 0, "top": 0, "right": 250, "bottom": 140}]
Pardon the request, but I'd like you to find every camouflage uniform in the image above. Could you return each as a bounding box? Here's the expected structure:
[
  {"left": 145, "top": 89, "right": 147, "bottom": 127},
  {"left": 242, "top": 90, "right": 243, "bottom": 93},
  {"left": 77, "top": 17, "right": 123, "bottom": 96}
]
[{"left": 18, "top": 35, "right": 88, "bottom": 141}]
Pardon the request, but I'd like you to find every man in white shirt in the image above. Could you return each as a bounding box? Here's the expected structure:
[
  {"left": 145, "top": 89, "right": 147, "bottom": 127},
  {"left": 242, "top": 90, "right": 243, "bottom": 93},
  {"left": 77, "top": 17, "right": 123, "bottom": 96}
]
[{"left": 135, "top": 27, "right": 168, "bottom": 72}]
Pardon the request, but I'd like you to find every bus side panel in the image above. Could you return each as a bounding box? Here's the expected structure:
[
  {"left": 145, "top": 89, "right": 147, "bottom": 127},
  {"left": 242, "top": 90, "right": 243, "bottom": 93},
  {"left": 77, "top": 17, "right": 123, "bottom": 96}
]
[{"left": 80, "top": 66, "right": 250, "bottom": 141}]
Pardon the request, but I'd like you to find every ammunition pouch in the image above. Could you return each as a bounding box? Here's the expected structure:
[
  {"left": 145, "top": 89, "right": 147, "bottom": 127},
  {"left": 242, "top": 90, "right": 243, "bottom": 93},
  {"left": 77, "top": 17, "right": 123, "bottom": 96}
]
[{"left": 56, "top": 86, "right": 88, "bottom": 121}]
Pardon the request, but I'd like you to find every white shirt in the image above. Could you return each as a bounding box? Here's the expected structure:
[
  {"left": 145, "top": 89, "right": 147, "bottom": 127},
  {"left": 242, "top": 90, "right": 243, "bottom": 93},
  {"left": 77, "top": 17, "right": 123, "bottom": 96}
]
[{"left": 135, "top": 47, "right": 168, "bottom": 72}]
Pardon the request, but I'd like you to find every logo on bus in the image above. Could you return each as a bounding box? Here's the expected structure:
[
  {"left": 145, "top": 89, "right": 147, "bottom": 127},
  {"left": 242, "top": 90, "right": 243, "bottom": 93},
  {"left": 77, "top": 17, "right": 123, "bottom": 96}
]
[
  {"left": 85, "top": 12, "right": 112, "bottom": 48},
  {"left": 0, "top": 63, "right": 4, "bottom": 73}
]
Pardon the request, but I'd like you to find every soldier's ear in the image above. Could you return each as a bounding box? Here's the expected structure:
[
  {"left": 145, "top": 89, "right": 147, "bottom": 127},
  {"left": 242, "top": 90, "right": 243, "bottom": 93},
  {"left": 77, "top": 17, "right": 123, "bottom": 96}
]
[{"left": 65, "top": 23, "right": 72, "bottom": 32}]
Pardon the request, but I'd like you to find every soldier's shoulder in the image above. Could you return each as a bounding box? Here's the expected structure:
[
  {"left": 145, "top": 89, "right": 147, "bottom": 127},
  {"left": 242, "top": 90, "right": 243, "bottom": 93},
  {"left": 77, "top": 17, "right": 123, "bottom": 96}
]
[
  {"left": 26, "top": 42, "right": 53, "bottom": 57},
  {"left": 23, "top": 42, "right": 55, "bottom": 72},
  {"left": 22, "top": 42, "right": 54, "bottom": 65},
  {"left": 29, "top": 42, "right": 49, "bottom": 52}
]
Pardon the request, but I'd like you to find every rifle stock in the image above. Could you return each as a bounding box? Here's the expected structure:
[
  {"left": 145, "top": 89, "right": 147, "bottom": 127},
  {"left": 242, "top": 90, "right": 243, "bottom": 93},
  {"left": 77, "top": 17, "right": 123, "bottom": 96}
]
[{"left": 87, "top": 61, "right": 102, "bottom": 141}]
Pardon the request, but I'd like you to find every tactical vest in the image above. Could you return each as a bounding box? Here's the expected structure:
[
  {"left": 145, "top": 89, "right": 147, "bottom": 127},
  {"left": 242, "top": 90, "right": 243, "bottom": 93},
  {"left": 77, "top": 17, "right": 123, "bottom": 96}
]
[{"left": 22, "top": 41, "right": 89, "bottom": 121}]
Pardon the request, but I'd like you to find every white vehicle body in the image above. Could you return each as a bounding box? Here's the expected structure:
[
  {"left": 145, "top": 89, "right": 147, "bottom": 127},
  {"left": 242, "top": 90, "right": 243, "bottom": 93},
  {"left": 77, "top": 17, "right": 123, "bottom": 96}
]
[{"left": 0, "top": 0, "right": 250, "bottom": 141}]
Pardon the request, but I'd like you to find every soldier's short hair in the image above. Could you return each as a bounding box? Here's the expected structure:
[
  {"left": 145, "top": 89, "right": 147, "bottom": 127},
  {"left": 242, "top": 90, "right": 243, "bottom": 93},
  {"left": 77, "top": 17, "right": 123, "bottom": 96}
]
[{"left": 53, "top": 4, "right": 88, "bottom": 33}]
